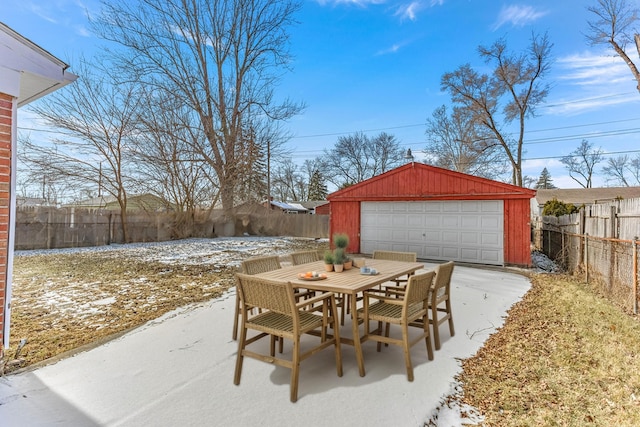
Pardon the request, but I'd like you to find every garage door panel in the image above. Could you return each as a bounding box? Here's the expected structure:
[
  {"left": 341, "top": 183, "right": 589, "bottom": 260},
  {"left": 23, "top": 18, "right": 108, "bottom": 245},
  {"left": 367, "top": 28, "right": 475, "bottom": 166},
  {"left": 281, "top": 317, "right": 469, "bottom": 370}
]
[
  {"left": 442, "top": 217, "right": 459, "bottom": 228},
  {"left": 480, "top": 216, "right": 501, "bottom": 230},
  {"left": 482, "top": 201, "right": 502, "bottom": 212},
  {"left": 425, "top": 216, "right": 441, "bottom": 227},
  {"left": 441, "top": 231, "right": 459, "bottom": 244},
  {"left": 407, "top": 214, "right": 424, "bottom": 227},
  {"left": 361, "top": 201, "right": 504, "bottom": 266},
  {"left": 424, "top": 245, "right": 441, "bottom": 257},
  {"left": 442, "top": 246, "right": 460, "bottom": 259},
  {"left": 461, "top": 216, "right": 479, "bottom": 228},
  {"left": 461, "top": 201, "right": 480, "bottom": 212},
  {"left": 460, "top": 248, "right": 479, "bottom": 261},
  {"left": 480, "top": 249, "right": 501, "bottom": 263},
  {"left": 425, "top": 231, "right": 441, "bottom": 242},
  {"left": 481, "top": 233, "right": 501, "bottom": 246},
  {"left": 460, "top": 232, "right": 478, "bottom": 244}
]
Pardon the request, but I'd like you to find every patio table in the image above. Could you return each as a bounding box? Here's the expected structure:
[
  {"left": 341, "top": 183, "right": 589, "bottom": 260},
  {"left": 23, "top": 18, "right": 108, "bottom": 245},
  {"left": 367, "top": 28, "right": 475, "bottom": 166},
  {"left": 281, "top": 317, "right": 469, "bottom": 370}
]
[{"left": 252, "top": 258, "right": 425, "bottom": 376}]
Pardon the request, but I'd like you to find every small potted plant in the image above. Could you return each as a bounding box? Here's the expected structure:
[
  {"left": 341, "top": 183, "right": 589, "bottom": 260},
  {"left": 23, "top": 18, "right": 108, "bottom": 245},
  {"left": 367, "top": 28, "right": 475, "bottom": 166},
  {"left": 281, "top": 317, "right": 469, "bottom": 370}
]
[
  {"left": 333, "top": 247, "right": 346, "bottom": 272},
  {"left": 343, "top": 254, "right": 353, "bottom": 270},
  {"left": 323, "top": 250, "right": 334, "bottom": 272},
  {"left": 333, "top": 233, "right": 349, "bottom": 250}
]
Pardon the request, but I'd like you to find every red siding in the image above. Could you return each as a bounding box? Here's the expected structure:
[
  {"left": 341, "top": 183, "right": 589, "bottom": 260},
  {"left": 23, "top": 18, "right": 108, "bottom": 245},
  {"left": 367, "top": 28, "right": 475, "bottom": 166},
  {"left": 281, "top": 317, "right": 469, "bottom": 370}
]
[
  {"left": 504, "top": 198, "right": 532, "bottom": 266},
  {"left": 0, "top": 92, "right": 11, "bottom": 347},
  {"left": 328, "top": 163, "right": 535, "bottom": 266},
  {"left": 315, "top": 203, "right": 330, "bottom": 215},
  {"left": 328, "top": 201, "right": 360, "bottom": 253}
]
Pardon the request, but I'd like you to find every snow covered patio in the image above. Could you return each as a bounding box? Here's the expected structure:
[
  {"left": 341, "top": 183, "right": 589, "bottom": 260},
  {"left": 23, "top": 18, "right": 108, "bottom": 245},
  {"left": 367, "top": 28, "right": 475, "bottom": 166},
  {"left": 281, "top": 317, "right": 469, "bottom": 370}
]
[{"left": 0, "top": 260, "right": 530, "bottom": 426}]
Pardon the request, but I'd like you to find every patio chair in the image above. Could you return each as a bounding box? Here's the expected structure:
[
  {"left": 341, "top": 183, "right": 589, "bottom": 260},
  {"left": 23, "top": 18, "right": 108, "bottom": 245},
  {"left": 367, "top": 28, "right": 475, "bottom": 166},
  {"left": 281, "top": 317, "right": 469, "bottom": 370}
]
[
  {"left": 290, "top": 250, "right": 321, "bottom": 265},
  {"left": 357, "top": 270, "right": 436, "bottom": 381},
  {"left": 232, "top": 256, "right": 282, "bottom": 341},
  {"left": 426, "top": 261, "right": 455, "bottom": 350},
  {"left": 234, "top": 273, "right": 342, "bottom": 402},
  {"left": 373, "top": 250, "right": 417, "bottom": 290}
]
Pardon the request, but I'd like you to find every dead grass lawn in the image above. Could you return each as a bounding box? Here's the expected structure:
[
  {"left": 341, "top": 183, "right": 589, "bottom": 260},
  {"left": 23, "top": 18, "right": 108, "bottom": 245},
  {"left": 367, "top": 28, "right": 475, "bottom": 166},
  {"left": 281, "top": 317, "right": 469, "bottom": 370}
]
[
  {"left": 458, "top": 274, "right": 640, "bottom": 426},
  {"left": 4, "top": 239, "right": 328, "bottom": 372}
]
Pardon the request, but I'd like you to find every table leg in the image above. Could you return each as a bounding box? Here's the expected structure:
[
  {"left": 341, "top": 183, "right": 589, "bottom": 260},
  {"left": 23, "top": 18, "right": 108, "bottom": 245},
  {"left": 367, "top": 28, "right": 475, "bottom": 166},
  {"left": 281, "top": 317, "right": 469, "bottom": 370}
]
[{"left": 351, "top": 292, "right": 365, "bottom": 377}]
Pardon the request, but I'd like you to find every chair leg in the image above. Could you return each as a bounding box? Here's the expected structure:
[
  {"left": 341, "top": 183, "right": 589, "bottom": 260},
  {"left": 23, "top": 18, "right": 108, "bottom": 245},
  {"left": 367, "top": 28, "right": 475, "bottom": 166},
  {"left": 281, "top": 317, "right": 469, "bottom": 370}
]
[
  {"left": 401, "top": 323, "right": 414, "bottom": 382},
  {"left": 377, "top": 321, "right": 384, "bottom": 352},
  {"left": 424, "top": 316, "right": 434, "bottom": 361},
  {"left": 290, "top": 338, "right": 301, "bottom": 402},
  {"left": 446, "top": 300, "right": 455, "bottom": 337},
  {"left": 330, "top": 299, "right": 343, "bottom": 377},
  {"left": 233, "top": 324, "right": 247, "bottom": 385},
  {"left": 431, "top": 305, "right": 441, "bottom": 350},
  {"left": 232, "top": 292, "right": 240, "bottom": 340}
]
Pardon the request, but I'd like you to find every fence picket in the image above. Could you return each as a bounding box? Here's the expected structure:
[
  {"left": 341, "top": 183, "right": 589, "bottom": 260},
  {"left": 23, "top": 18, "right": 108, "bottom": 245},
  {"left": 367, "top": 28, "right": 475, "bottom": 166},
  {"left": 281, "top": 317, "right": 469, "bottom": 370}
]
[{"left": 535, "top": 197, "right": 640, "bottom": 313}]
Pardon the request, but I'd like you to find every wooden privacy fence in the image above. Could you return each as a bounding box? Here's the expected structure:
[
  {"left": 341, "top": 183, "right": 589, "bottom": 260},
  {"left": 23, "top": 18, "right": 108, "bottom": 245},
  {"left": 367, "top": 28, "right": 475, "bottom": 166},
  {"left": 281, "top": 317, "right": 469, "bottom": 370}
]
[
  {"left": 14, "top": 206, "right": 329, "bottom": 250},
  {"left": 533, "top": 197, "right": 640, "bottom": 314}
]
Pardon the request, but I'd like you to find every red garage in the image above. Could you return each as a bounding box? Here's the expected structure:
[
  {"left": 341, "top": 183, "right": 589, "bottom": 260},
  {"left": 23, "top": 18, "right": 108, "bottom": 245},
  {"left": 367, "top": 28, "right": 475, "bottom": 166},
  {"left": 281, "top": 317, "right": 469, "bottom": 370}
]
[{"left": 327, "top": 163, "right": 535, "bottom": 267}]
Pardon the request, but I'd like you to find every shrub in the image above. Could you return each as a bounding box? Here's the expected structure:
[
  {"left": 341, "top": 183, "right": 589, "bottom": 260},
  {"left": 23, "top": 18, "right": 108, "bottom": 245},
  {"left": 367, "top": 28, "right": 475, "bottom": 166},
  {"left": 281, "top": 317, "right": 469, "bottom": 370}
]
[{"left": 542, "top": 197, "right": 580, "bottom": 217}]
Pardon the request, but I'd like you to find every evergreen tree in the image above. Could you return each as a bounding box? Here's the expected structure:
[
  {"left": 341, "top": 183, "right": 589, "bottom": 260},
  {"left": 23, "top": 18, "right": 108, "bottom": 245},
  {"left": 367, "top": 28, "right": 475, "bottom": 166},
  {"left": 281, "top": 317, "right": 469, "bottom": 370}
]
[
  {"left": 535, "top": 168, "right": 557, "bottom": 189},
  {"left": 307, "top": 169, "right": 328, "bottom": 200}
]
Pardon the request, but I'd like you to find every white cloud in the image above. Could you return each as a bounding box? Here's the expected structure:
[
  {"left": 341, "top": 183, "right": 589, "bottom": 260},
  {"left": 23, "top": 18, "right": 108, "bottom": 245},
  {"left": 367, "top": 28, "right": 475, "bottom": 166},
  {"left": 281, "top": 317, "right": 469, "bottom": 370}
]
[
  {"left": 395, "top": 1, "right": 422, "bottom": 21},
  {"left": 492, "top": 5, "right": 548, "bottom": 31},
  {"left": 543, "top": 51, "right": 640, "bottom": 115},
  {"left": 522, "top": 158, "right": 563, "bottom": 172},
  {"left": 375, "top": 36, "right": 415, "bottom": 55},
  {"left": 557, "top": 52, "right": 632, "bottom": 87}
]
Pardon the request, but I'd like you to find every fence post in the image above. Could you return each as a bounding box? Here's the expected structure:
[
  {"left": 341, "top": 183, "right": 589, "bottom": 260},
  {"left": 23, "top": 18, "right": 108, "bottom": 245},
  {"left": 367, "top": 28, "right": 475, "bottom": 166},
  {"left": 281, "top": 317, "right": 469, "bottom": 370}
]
[
  {"left": 579, "top": 209, "right": 585, "bottom": 265},
  {"left": 585, "top": 233, "right": 589, "bottom": 284},
  {"left": 634, "top": 236, "right": 638, "bottom": 315},
  {"left": 561, "top": 228, "right": 565, "bottom": 268},
  {"left": 609, "top": 205, "right": 617, "bottom": 238}
]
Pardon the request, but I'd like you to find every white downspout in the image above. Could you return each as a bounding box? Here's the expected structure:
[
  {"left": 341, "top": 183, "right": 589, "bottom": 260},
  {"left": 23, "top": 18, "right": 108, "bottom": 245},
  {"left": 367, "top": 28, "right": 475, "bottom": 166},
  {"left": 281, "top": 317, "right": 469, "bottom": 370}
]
[{"left": 3, "top": 97, "right": 17, "bottom": 350}]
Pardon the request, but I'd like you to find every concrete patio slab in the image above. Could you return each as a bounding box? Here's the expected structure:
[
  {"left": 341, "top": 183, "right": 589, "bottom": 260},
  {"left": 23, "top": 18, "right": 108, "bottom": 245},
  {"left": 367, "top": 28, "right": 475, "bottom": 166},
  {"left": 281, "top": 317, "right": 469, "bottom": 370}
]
[{"left": 0, "top": 263, "right": 531, "bottom": 427}]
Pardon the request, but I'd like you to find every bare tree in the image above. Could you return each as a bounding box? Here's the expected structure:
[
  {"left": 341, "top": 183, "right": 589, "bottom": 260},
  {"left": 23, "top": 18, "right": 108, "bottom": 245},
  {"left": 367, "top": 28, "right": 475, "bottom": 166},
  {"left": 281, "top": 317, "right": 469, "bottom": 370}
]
[
  {"left": 20, "top": 58, "right": 140, "bottom": 242},
  {"left": 560, "top": 140, "right": 604, "bottom": 188},
  {"left": 320, "top": 132, "right": 405, "bottom": 189},
  {"left": 424, "top": 105, "right": 509, "bottom": 179},
  {"left": 131, "top": 89, "right": 220, "bottom": 220},
  {"left": 602, "top": 154, "right": 640, "bottom": 186},
  {"left": 587, "top": 0, "right": 640, "bottom": 93},
  {"left": 92, "top": 0, "right": 303, "bottom": 223},
  {"left": 271, "top": 158, "right": 305, "bottom": 201},
  {"left": 440, "top": 33, "right": 553, "bottom": 186}
]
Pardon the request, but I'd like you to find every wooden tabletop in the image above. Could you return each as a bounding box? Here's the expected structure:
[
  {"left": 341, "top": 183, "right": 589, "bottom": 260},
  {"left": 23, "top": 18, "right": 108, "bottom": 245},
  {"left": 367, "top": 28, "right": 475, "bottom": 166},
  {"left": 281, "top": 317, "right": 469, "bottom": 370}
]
[{"left": 253, "top": 259, "right": 425, "bottom": 295}]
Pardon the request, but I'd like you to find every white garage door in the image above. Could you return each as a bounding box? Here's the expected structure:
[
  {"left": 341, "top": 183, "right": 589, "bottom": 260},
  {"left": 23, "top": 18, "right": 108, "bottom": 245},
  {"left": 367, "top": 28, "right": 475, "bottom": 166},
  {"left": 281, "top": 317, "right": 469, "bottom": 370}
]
[{"left": 360, "top": 201, "right": 504, "bottom": 265}]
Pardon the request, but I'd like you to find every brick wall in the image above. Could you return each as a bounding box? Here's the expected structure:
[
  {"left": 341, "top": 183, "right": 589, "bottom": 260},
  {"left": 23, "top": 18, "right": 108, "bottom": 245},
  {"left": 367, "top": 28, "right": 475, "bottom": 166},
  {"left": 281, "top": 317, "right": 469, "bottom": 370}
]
[{"left": 0, "top": 92, "right": 12, "bottom": 348}]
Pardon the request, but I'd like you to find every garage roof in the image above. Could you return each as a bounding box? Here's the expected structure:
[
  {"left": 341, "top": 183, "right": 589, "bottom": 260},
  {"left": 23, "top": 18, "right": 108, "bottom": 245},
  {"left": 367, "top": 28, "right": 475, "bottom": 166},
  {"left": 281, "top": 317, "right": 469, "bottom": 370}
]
[{"left": 328, "top": 163, "right": 535, "bottom": 202}]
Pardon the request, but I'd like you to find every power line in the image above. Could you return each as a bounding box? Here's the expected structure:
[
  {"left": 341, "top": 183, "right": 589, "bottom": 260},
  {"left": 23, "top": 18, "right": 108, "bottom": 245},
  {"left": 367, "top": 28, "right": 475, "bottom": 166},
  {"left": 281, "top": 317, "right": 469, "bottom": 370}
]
[{"left": 524, "top": 148, "right": 640, "bottom": 162}]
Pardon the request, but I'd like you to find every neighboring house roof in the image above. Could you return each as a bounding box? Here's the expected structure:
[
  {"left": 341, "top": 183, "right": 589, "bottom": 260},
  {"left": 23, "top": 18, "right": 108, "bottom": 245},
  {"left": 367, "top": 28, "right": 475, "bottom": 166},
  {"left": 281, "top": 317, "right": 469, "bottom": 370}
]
[
  {"left": 269, "top": 201, "right": 308, "bottom": 213},
  {"left": 64, "top": 194, "right": 172, "bottom": 211},
  {"left": 534, "top": 187, "right": 640, "bottom": 206},
  {"left": 16, "top": 197, "right": 49, "bottom": 207},
  {"left": 299, "top": 201, "right": 329, "bottom": 210}
]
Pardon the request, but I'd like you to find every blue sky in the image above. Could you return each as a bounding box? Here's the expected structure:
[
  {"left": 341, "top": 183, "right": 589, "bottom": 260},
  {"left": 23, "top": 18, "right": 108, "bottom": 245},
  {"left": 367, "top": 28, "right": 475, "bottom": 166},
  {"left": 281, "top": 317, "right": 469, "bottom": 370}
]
[{"left": 4, "top": 0, "right": 640, "bottom": 188}]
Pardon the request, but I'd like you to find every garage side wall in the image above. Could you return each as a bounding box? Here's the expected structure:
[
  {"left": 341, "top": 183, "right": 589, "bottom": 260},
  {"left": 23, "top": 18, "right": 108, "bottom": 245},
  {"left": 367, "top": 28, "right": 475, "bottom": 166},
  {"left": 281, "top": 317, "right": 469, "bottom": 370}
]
[
  {"left": 504, "top": 198, "right": 532, "bottom": 266},
  {"left": 329, "top": 201, "right": 360, "bottom": 253}
]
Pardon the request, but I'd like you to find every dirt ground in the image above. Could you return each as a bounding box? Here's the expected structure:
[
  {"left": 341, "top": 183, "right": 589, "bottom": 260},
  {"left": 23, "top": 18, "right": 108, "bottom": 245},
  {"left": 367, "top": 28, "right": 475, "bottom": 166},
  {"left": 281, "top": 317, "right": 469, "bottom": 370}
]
[{"left": 3, "top": 237, "right": 329, "bottom": 373}]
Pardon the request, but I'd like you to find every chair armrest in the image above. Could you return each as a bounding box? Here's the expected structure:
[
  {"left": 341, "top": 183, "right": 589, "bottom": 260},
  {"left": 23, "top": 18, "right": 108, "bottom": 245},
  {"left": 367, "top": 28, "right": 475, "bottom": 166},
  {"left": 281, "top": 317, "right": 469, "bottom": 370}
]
[
  {"left": 364, "top": 291, "right": 404, "bottom": 305},
  {"left": 383, "top": 287, "right": 406, "bottom": 297},
  {"left": 295, "top": 291, "right": 333, "bottom": 309}
]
